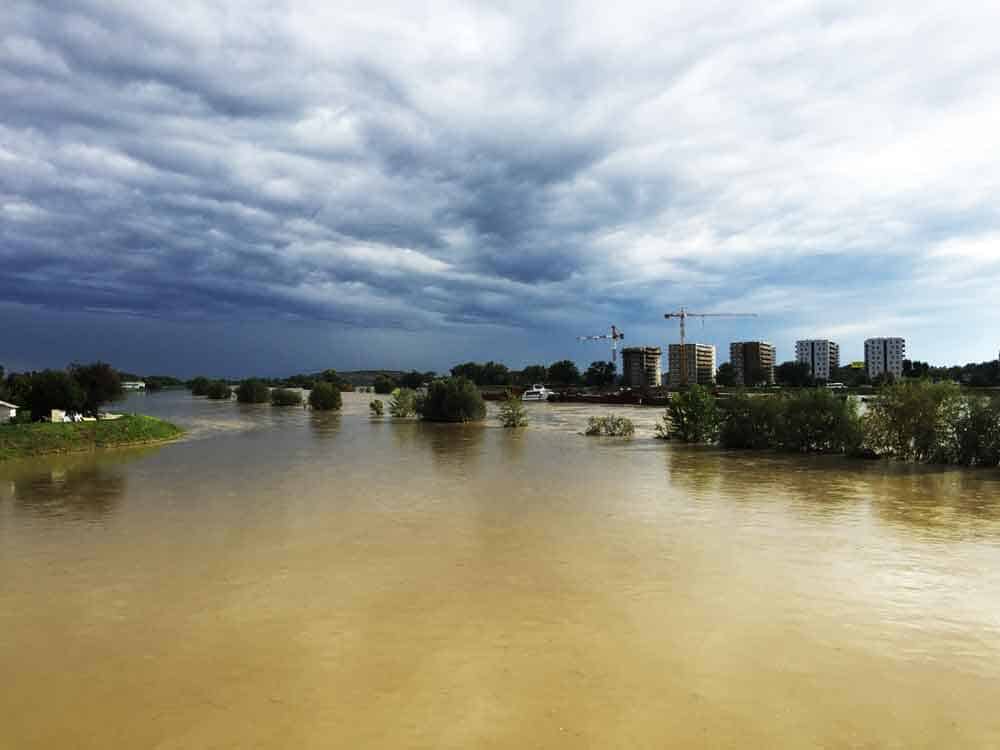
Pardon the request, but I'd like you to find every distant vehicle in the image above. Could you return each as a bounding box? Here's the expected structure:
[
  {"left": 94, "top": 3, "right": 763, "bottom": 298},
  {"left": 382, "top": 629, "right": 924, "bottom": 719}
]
[
  {"left": 826, "top": 382, "right": 847, "bottom": 390},
  {"left": 521, "top": 384, "right": 555, "bottom": 402}
]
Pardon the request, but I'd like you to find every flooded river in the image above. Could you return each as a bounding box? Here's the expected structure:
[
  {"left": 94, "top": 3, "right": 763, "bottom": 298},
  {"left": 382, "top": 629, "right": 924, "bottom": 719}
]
[{"left": 2, "top": 391, "right": 1000, "bottom": 747}]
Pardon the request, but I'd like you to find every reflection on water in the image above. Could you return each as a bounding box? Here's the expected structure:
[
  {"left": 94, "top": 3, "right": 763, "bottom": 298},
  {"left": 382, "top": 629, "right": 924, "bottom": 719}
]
[{"left": 2, "top": 390, "right": 1000, "bottom": 748}]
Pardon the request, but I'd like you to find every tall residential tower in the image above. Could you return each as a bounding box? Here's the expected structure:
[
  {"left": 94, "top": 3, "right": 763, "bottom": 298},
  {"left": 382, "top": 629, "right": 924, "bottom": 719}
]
[
  {"left": 865, "top": 338, "right": 906, "bottom": 379},
  {"left": 795, "top": 340, "right": 840, "bottom": 381},
  {"left": 730, "top": 341, "right": 776, "bottom": 385},
  {"left": 621, "top": 346, "right": 662, "bottom": 389}
]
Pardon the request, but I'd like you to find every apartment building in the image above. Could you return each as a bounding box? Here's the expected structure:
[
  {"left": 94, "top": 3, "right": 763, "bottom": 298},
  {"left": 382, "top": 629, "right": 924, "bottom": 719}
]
[
  {"left": 730, "top": 341, "right": 776, "bottom": 385},
  {"left": 668, "top": 343, "right": 716, "bottom": 387},
  {"left": 795, "top": 340, "right": 841, "bottom": 382},
  {"left": 865, "top": 338, "right": 906, "bottom": 379},
  {"left": 621, "top": 346, "right": 662, "bottom": 389}
]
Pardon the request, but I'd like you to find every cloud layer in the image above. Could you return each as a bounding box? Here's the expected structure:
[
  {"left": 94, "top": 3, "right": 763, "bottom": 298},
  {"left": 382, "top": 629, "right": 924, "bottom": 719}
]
[{"left": 3, "top": 1, "right": 1000, "bottom": 374}]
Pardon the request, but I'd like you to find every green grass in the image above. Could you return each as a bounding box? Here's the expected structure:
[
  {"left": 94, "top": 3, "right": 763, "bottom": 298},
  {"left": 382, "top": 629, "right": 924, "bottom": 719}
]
[{"left": 0, "top": 415, "right": 184, "bottom": 461}]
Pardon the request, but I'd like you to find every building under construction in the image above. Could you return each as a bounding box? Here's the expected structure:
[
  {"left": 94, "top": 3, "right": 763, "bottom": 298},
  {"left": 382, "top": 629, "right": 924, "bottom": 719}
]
[
  {"left": 730, "top": 341, "right": 776, "bottom": 385},
  {"left": 621, "top": 346, "right": 662, "bottom": 389},
  {"left": 668, "top": 343, "right": 717, "bottom": 386}
]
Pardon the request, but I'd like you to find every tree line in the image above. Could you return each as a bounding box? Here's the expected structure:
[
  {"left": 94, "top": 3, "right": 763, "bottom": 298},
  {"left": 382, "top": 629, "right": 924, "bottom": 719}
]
[
  {"left": 0, "top": 362, "right": 125, "bottom": 421},
  {"left": 662, "top": 381, "right": 1000, "bottom": 467}
]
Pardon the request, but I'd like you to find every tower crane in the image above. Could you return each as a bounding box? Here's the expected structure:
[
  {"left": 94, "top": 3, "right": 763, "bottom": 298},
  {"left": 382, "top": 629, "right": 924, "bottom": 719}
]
[
  {"left": 664, "top": 307, "right": 757, "bottom": 386},
  {"left": 577, "top": 324, "right": 625, "bottom": 364}
]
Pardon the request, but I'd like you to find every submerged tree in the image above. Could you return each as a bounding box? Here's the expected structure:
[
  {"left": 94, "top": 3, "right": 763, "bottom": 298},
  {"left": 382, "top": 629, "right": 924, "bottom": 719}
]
[
  {"left": 418, "top": 377, "right": 486, "bottom": 422},
  {"left": 308, "top": 382, "right": 342, "bottom": 411},
  {"left": 389, "top": 388, "right": 417, "bottom": 417},
  {"left": 498, "top": 389, "right": 528, "bottom": 428},
  {"left": 662, "top": 385, "right": 719, "bottom": 443}
]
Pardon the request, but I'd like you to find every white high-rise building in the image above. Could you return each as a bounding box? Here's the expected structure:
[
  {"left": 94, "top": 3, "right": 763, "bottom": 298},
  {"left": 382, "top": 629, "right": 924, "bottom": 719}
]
[
  {"left": 865, "top": 338, "right": 906, "bottom": 379},
  {"left": 795, "top": 340, "right": 840, "bottom": 381}
]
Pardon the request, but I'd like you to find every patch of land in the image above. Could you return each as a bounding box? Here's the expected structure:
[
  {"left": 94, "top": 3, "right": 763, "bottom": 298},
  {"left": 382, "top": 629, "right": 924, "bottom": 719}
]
[{"left": 0, "top": 415, "right": 184, "bottom": 461}]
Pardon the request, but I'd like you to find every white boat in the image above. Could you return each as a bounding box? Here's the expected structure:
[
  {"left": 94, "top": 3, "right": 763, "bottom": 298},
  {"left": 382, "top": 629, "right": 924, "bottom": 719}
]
[{"left": 521, "top": 384, "right": 554, "bottom": 402}]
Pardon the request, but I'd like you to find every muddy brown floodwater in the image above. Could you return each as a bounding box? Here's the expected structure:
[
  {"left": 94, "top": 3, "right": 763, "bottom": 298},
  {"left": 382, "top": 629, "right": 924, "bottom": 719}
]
[{"left": 2, "top": 391, "right": 1000, "bottom": 748}]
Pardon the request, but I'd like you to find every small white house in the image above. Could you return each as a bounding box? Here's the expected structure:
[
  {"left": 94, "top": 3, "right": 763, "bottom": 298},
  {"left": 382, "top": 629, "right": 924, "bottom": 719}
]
[{"left": 0, "top": 400, "right": 18, "bottom": 422}]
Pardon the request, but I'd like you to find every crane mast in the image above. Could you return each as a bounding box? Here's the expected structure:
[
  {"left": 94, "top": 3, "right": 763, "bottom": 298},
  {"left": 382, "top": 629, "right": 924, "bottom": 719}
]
[{"left": 663, "top": 307, "right": 757, "bottom": 386}]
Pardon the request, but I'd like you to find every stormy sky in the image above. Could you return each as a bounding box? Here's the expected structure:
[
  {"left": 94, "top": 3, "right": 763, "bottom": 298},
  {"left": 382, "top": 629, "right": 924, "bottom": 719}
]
[{"left": 3, "top": 1, "right": 1000, "bottom": 377}]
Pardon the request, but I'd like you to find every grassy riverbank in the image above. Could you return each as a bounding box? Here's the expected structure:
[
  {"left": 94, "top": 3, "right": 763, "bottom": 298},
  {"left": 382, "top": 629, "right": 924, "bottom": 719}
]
[{"left": 0, "top": 415, "right": 183, "bottom": 461}]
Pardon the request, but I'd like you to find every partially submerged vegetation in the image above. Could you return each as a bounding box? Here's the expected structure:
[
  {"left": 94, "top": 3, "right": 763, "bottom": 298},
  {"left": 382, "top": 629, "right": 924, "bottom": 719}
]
[
  {"left": 369, "top": 399, "right": 384, "bottom": 417},
  {"left": 388, "top": 388, "right": 417, "bottom": 418},
  {"left": 584, "top": 415, "right": 635, "bottom": 437},
  {"left": 308, "top": 382, "right": 342, "bottom": 411},
  {"left": 270, "top": 388, "right": 302, "bottom": 406},
  {"left": 205, "top": 381, "right": 232, "bottom": 400},
  {"left": 498, "top": 390, "right": 528, "bottom": 427},
  {"left": 236, "top": 379, "right": 270, "bottom": 404},
  {"left": 662, "top": 382, "right": 1000, "bottom": 467},
  {"left": 418, "top": 377, "right": 486, "bottom": 423},
  {"left": 0, "top": 415, "right": 183, "bottom": 461}
]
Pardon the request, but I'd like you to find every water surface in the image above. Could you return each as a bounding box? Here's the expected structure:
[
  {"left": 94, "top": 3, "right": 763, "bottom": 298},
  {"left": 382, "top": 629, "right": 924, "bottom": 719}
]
[{"left": 2, "top": 391, "right": 999, "bottom": 747}]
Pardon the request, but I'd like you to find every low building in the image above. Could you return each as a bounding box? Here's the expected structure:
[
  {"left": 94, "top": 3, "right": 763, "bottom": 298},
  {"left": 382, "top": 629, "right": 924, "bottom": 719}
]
[
  {"left": 865, "top": 338, "right": 906, "bottom": 379},
  {"left": 668, "top": 344, "right": 716, "bottom": 386},
  {"left": 795, "top": 339, "right": 840, "bottom": 382},
  {"left": 730, "top": 341, "right": 776, "bottom": 385},
  {"left": 621, "top": 346, "right": 662, "bottom": 389},
  {"left": 0, "top": 400, "right": 18, "bottom": 422}
]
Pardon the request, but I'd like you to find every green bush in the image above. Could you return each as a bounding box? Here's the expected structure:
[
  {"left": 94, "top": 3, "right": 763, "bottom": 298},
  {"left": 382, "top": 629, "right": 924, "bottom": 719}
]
[
  {"left": 941, "top": 395, "right": 1000, "bottom": 467},
  {"left": 270, "top": 388, "right": 302, "bottom": 406},
  {"left": 498, "top": 389, "right": 528, "bottom": 427},
  {"left": 369, "top": 399, "right": 384, "bottom": 416},
  {"left": 236, "top": 379, "right": 270, "bottom": 403},
  {"left": 309, "top": 382, "right": 342, "bottom": 411},
  {"left": 373, "top": 374, "right": 397, "bottom": 395},
  {"left": 418, "top": 377, "right": 486, "bottom": 422},
  {"left": 585, "top": 414, "right": 635, "bottom": 437},
  {"left": 718, "top": 391, "right": 782, "bottom": 449},
  {"left": 190, "top": 376, "right": 211, "bottom": 396},
  {"left": 777, "top": 389, "right": 862, "bottom": 454},
  {"left": 663, "top": 385, "right": 719, "bottom": 443},
  {"left": 388, "top": 388, "right": 417, "bottom": 417},
  {"left": 863, "top": 380, "right": 961, "bottom": 461},
  {"left": 205, "top": 381, "right": 232, "bottom": 400}
]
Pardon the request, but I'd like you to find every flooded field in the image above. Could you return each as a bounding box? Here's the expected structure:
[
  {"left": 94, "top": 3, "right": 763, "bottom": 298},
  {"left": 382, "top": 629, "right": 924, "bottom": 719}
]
[{"left": 2, "top": 390, "right": 1000, "bottom": 748}]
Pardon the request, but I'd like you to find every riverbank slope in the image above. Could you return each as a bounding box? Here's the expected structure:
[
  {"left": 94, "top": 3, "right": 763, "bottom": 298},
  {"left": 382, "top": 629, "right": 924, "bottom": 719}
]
[{"left": 0, "top": 415, "right": 183, "bottom": 460}]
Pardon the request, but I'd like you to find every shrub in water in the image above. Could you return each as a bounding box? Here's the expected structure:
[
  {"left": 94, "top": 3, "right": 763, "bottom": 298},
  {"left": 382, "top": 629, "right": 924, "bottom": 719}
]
[
  {"left": 190, "top": 376, "right": 211, "bottom": 396},
  {"left": 418, "top": 377, "right": 486, "bottom": 422},
  {"left": 236, "top": 379, "right": 270, "bottom": 403},
  {"left": 270, "top": 388, "right": 302, "bottom": 406},
  {"left": 863, "top": 380, "right": 961, "bottom": 461},
  {"left": 585, "top": 414, "right": 635, "bottom": 437},
  {"left": 388, "top": 388, "right": 416, "bottom": 417},
  {"left": 776, "top": 388, "right": 862, "bottom": 454},
  {"left": 717, "top": 391, "right": 782, "bottom": 449},
  {"left": 309, "top": 382, "right": 342, "bottom": 411},
  {"left": 373, "top": 374, "right": 396, "bottom": 395},
  {"left": 940, "top": 395, "right": 1000, "bottom": 467},
  {"left": 369, "top": 399, "right": 384, "bottom": 417},
  {"left": 663, "top": 385, "right": 719, "bottom": 443},
  {"left": 205, "top": 381, "right": 232, "bottom": 400},
  {"left": 498, "top": 389, "right": 528, "bottom": 428}
]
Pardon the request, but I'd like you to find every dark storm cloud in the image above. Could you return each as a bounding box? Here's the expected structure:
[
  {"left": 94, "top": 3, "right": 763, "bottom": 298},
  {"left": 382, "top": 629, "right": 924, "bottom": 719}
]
[{"left": 3, "top": 0, "right": 1000, "bottom": 372}]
